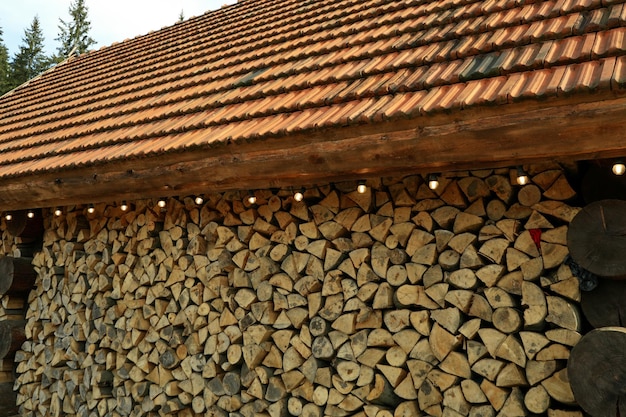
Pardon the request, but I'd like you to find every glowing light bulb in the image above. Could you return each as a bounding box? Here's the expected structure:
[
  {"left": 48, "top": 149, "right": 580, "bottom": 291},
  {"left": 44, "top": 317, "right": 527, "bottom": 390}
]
[
  {"left": 516, "top": 166, "right": 529, "bottom": 186},
  {"left": 195, "top": 196, "right": 204, "bottom": 205},
  {"left": 157, "top": 198, "right": 167, "bottom": 208},
  {"left": 27, "top": 210, "right": 35, "bottom": 219},
  {"left": 54, "top": 208, "right": 62, "bottom": 216},
  {"left": 4, "top": 213, "right": 12, "bottom": 221},
  {"left": 428, "top": 174, "right": 439, "bottom": 190},
  {"left": 120, "top": 201, "right": 129, "bottom": 211},
  {"left": 294, "top": 190, "right": 304, "bottom": 202},
  {"left": 357, "top": 181, "right": 367, "bottom": 194},
  {"left": 247, "top": 193, "right": 257, "bottom": 205},
  {"left": 613, "top": 162, "right": 625, "bottom": 176},
  {"left": 87, "top": 204, "right": 95, "bottom": 214}
]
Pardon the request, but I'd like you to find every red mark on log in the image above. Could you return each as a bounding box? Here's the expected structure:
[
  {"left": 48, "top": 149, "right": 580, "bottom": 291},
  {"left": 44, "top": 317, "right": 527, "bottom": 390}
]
[{"left": 529, "top": 229, "right": 542, "bottom": 252}]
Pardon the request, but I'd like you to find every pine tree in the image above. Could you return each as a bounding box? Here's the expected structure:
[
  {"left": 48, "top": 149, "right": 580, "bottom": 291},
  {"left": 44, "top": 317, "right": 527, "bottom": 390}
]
[
  {"left": 53, "top": 0, "right": 95, "bottom": 62},
  {"left": 0, "top": 26, "right": 10, "bottom": 95},
  {"left": 9, "top": 16, "right": 50, "bottom": 89}
]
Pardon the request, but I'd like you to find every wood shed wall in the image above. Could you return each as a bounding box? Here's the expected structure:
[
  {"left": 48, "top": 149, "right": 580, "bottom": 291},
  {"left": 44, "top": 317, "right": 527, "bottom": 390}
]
[{"left": 11, "top": 164, "right": 586, "bottom": 417}]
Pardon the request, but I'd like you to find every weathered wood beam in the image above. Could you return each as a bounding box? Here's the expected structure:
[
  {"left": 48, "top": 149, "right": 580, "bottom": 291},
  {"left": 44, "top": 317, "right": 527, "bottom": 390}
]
[{"left": 0, "top": 95, "right": 625, "bottom": 210}]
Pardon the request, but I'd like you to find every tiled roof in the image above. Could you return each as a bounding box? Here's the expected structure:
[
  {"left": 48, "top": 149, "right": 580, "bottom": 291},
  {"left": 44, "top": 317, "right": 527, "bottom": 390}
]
[{"left": 1, "top": 0, "right": 626, "bottom": 204}]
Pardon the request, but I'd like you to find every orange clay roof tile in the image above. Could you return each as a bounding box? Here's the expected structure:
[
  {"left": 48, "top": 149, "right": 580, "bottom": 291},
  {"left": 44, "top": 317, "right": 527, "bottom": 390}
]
[{"left": 0, "top": 0, "right": 625, "bottom": 179}]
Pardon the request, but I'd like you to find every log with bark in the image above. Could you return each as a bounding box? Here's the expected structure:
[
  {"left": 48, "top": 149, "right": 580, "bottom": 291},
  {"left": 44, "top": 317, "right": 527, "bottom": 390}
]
[
  {"left": 0, "top": 320, "right": 26, "bottom": 359},
  {"left": 0, "top": 257, "right": 37, "bottom": 296},
  {"left": 568, "top": 327, "right": 626, "bottom": 417}
]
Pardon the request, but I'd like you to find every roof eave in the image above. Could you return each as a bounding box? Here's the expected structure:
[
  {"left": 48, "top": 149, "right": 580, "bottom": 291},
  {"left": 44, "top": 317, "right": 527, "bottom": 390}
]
[{"left": 1, "top": 93, "right": 626, "bottom": 211}]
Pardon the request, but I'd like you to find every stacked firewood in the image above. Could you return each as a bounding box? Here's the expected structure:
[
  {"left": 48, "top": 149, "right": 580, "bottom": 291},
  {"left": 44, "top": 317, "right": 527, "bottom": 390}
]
[
  {"left": 14, "top": 166, "right": 586, "bottom": 417},
  {"left": 0, "top": 228, "right": 29, "bottom": 417}
]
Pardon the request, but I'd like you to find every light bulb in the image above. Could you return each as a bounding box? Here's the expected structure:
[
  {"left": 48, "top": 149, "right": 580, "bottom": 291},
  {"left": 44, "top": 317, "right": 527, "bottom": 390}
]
[
  {"left": 54, "top": 208, "right": 62, "bottom": 216},
  {"left": 27, "top": 210, "right": 35, "bottom": 219},
  {"left": 4, "top": 213, "right": 12, "bottom": 221},
  {"left": 357, "top": 181, "right": 367, "bottom": 194},
  {"left": 195, "top": 196, "right": 204, "bottom": 205},
  {"left": 294, "top": 190, "right": 304, "bottom": 202},
  {"left": 516, "top": 166, "right": 529, "bottom": 186},
  {"left": 428, "top": 174, "right": 439, "bottom": 190},
  {"left": 120, "top": 201, "right": 129, "bottom": 211},
  {"left": 247, "top": 193, "right": 257, "bottom": 205},
  {"left": 613, "top": 162, "right": 625, "bottom": 176},
  {"left": 87, "top": 204, "right": 95, "bottom": 214},
  {"left": 157, "top": 198, "right": 166, "bottom": 208}
]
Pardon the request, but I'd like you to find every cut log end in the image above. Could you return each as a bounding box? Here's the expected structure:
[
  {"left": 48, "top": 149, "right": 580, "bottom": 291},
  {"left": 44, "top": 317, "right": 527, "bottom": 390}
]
[{"left": 568, "top": 327, "right": 626, "bottom": 417}]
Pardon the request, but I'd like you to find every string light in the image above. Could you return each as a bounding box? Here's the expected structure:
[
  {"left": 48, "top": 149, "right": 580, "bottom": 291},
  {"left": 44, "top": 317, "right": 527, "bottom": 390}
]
[
  {"left": 516, "top": 166, "right": 529, "bottom": 185},
  {"left": 4, "top": 213, "right": 12, "bottom": 221},
  {"left": 247, "top": 191, "right": 257, "bottom": 205},
  {"left": 357, "top": 180, "right": 367, "bottom": 194},
  {"left": 157, "top": 198, "right": 167, "bottom": 208},
  {"left": 54, "top": 208, "right": 62, "bottom": 216},
  {"left": 27, "top": 210, "right": 35, "bottom": 219},
  {"left": 428, "top": 174, "right": 439, "bottom": 190},
  {"left": 194, "top": 195, "right": 204, "bottom": 205},
  {"left": 294, "top": 188, "right": 304, "bottom": 202},
  {"left": 87, "top": 204, "right": 95, "bottom": 214},
  {"left": 612, "top": 160, "right": 625, "bottom": 176},
  {"left": 120, "top": 201, "right": 129, "bottom": 211}
]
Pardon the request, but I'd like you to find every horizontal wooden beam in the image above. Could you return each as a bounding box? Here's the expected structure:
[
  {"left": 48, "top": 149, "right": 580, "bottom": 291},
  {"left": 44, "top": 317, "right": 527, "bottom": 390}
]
[{"left": 0, "top": 95, "right": 625, "bottom": 211}]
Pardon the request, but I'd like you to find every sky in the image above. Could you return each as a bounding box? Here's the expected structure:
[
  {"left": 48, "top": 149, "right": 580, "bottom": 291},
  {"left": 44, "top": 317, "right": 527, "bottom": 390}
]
[{"left": 0, "top": 0, "right": 237, "bottom": 56}]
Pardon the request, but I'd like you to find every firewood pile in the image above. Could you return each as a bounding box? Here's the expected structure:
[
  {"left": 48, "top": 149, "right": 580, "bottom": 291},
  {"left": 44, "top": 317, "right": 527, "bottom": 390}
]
[{"left": 11, "top": 166, "right": 587, "bottom": 417}]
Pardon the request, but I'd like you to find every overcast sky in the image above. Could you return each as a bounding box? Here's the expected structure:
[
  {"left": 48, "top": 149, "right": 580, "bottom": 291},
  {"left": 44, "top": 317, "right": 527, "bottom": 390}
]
[{"left": 1, "top": 0, "right": 236, "bottom": 56}]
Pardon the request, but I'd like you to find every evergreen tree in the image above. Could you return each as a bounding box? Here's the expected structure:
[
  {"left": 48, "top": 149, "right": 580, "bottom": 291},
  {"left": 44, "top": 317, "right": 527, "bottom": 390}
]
[
  {"left": 178, "top": 10, "right": 185, "bottom": 22},
  {"left": 53, "top": 0, "right": 95, "bottom": 62},
  {"left": 0, "top": 26, "right": 10, "bottom": 95},
  {"left": 10, "top": 16, "right": 50, "bottom": 89}
]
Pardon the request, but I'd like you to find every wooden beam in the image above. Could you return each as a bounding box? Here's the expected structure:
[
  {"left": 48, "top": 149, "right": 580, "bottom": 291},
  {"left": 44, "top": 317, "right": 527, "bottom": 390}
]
[{"left": 0, "top": 95, "right": 625, "bottom": 211}]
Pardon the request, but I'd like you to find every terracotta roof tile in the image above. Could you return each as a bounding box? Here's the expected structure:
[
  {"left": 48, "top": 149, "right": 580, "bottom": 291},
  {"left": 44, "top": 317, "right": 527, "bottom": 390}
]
[
  {"left": 611, "top": 54, "right": 626, "bottom": 88},
  {"left": 0, "top": 0, "right": 625, "bottom": 180}
]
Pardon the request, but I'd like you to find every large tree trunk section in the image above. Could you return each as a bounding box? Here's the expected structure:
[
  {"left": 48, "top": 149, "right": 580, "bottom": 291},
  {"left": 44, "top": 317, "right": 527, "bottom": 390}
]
[
  {"left": 567, "top": 199, "right": 626, "bottom": 279},
  {"left": 580, "top": 279, "right": 626, "bottom": 327},
  {"left": 568, "top": 327, "right": 626, "bottom": 417},
  {"left": 0, "top": 320, "right": 26, "bottom": 359},
  {"left": 0, "top": 257, "right": 36, "bottom": 296},
  {"left": 0, "top": 382, "right": 18, "bottom": 416}
]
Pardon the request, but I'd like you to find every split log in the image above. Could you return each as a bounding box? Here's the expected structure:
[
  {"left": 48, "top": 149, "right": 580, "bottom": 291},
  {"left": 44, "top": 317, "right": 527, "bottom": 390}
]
[
  {"left": 568, "top": 327, "right": 626, "bottom": 417},
  {"left": 0, "top": 256, "right": 37, "bottom": 296},
  {"left": 567, "top": 199, "right": 626, "bottom": 278}
]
